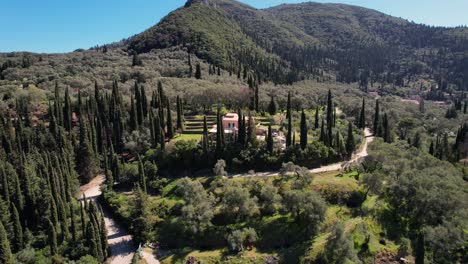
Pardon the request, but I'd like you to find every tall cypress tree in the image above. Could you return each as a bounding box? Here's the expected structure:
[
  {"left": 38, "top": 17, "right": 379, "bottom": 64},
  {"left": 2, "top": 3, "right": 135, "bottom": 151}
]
[
  {"left": 153, "top": 113, "right": 161, "bottom": 149},
  {"left": 237, "top": 109, "right": 246, "bottom": 146},
  {"left": 166, "top": 99, "right": 174, "bottom": 139},
  {"left": 300, "top": 110, "right": 308, "bottom": 150},
  {"left": 70, "top": 203, "right": 77, "bottom": 241},
  {"left": 0, "top": 221, "right": 13, "bottom": 264},
  {"left": 359, "top": 98, "right": 366, "bottom": 129},
  {"left": 134, "top": 83, "right": 143, "bottom": 126},
  {"left": 373, "top": 99, "right": 380, "bottom": 134},
  {"left": 216, "top": 108, "right": 224, "bottom": 156},
  {"left": 11, "top": 204, "right": 23, "bottom": 252},
  {"left": 202, "top": 115, "right": 209, "bottom": 156},
  {"left": 50, "top": 195, "right": 59, "bottom": 232},
  {"left": 266, "top": 124, "right": 273, "bottom": 154},
  {"left": 383, "top": 113, "right": 390, "bottom": 143},
  {"left": 80, "top": 200, "right": 87, "bottom": 238},
  {"left": 86, "top": 222, "right": 99, "bottom": 260},
  {"left": 314, "top": 106, "right": 319, "bottom": 130},
  {"left": 63, "top": 88, "right": 72, "bottom": 131},
  {"left": 159, "top": 125, "right": 166, "bottom": 151},
  {"left": 138, "top": 156, "right": 147, "bottom": 193},
  {"left": 176, "top": 96, "right": 184, "bottom": 131},
  {"left": 286, "top": 92, "right": 292, "bottom": 147},
  {"left": 129, "top": 96, "right": 137, "bottom": 131},
  {"left": 429, "top": 140, "right": 435, "bottom": 156},
  {"left": 319, "top": 117, "right": 325, "bottom": 142},
  {"left": 195, "top": 63, "right": 201, "bottom": 79},
  {"left": 77, "top": 116, "right": 98, "bottom": 183},
  {"left": 254, "top": 83, "right": 259, "bottom": 112},
  {"left": 247, "top": 111, "right": 256, "bottom": 145},
  {"left": 346, "top": 122, "right": 355, "bottom": 156},
  {"left": 140, "top": 85, "right": 148, "bottom": 119},
  {"left": 268, "top": 96, "right": 277, "bottom": 115},
  {"left": 326, "top": 90, "right": 333, "bottom": 146},
  {"left": 48, "top": 220, "right": 58, "bottom": 256}
]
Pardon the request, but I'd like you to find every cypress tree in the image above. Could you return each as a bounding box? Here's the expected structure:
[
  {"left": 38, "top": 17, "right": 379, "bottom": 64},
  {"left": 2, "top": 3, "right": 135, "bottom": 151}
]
[
  {"left": 54, "top": 82, "right": 62, "bottom": 126},
  {"left": 0, "top": 221, "right": 13, "bottom": 264},
  {"left": 346, "top": 122, "right": 355, "bottom": 156},
  {"left": 80, "top": 199, "right": 87, "bottom": 238},
  {"left": 202, "top": 115, "right": 209, "bottom": 156},
  {"left": 359, "top": 98, "right": 366, "bottom": 129},
  {"left": 138, "top": 156, "right": 147, "bottom": 193},
  {"left": 188, "top": 52, "right": 193, "bottom": 78},
  {"left": 112, "top": 154, "right": 121, "bottom": 184},
  {"left": 266, "top": 124, "right": 273, "bottom": 154},
  {"left": 429, "top": 140, "right": 435, "bottom": 156},
  {"left": 77, "top": 117, "right": 98, "bottom": 183},
  {"left": 153, "top": 113, "right": 161, "bottom": 149},
  {"left": 57, "top": 197, "right": 69, "bottom": 242},
  {"left": 86, "top": 223, "right": 99, "bottom": 259},
  {"left": 48, "top": 220, "right": 58, "bottom": 256},
  {"left": 314, "top": 106, "right": 319, "bottom": 130},
  {"left": 215, "top": 108, "right": 224, "bottom": 156},
  {"left": 11, "top": 204, "right": 23, "bottom": 252},
  {"left": 237, "top": 109, "right": 246, "bottom": 146},
  {"left": 176, "top": 96, "right": 184, "bottom": 131},
  {"left": 159, "top": 124, "right": 166, "bottom": 151},
  {"left": 129, "top": 96, "right": 137, "bottom": 131},
  {"left": 149, "top": 111, "right": 155, "bottom": 146},
  {"left": 319, "top": 117, "right": 325, "bottom": 142},
  {"left": 157, "top": 81, "right": 165, "bottom": 108},
  {"left": 383, "top": 113, "right": 390, "bottom": 143},
  {"left": 268, "top": 96, "right": 277, "bottom": 115},
  {"left": 99, "top": 211, "right": 108, "bottom": 259},
  {"left": 63, "top": 88, "right": 72, "bottom": 131},
  {"left": 415, "top": 233, "right": 425, "bottom": 264},
  {"left": 70, "top": 203, "right": 77, "bottom": 241},
  {"left": 1, "top": 169, "right": 10, "bottom": 206},
  {"left": 134, "top": 83, "right": 143, "bottom": 126},
  {"left": 335, "top": 131, "right": 344, "bottom": 156},
  {"left": 373, "top": 99, "right": 380, "bottom": 134},
  {"left": 326, "top": 90, "right": 333, "bottom": 146},
  {"left": 300, "top": 110, "right": 308, "bottom": 150},
  {"left": 132, "top": 52, "right": 142, "bottom": 66},
  {"left": 254, "top": 83, "right": 259, "bottom": 112},
  {"left": 166, "top": 99, "right": 174, "bottom": 139},
  {"left": 140, "top": 85, "right": 148, "bottom": 119},
  {"left": 195, "top": 63, "right": 201, "bottom": 79},
  {"left": 247, "top": 111, "right": 256, "bottom": 145},
  {"left": 50, "top": 195, "right": 59, "bottom": 232},
  {"left": 286, "top": 92, "right": 292, "bottom": 147}
]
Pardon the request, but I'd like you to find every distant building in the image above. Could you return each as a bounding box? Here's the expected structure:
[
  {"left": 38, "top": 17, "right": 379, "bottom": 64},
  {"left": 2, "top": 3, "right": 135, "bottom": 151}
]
[{"left": 209, "top": 113, "right": 252, "bottom": 134}]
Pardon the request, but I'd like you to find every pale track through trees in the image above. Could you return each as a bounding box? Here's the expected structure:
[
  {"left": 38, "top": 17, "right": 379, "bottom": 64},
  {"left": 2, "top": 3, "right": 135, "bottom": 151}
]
[
  {"left": 80, "top": 176, "right": 160, "bottom": 264},
  {"left": 232, "top": 128, "right": 374, "bottom": 178}
]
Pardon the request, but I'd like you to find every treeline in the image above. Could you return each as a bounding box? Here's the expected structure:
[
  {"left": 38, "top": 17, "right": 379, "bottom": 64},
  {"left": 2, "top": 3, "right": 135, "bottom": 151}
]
[
  {"left": 361, "top": 140, "right": 467, "bottom": 263},
  {"left": 0, "top": 91, "right": 108, "bottom": 262}
]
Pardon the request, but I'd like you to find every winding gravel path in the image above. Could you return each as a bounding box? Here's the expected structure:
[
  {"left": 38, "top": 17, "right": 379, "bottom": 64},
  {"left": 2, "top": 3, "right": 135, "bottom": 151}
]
[
  {"left": 232, "top": 128, "right": 374, "bottom": 177},
  {"left": 80, "top": 176, "right": 160, "bottom": 264}
]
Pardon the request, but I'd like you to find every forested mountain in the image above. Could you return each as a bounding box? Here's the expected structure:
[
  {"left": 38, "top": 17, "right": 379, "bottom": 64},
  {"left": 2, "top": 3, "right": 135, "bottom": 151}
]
[
  {"left": 0, "top": 0, "right": 467, "bottom": 263},
  {"left": 128, "top": 0, "right": 468, "bottom": 87}
]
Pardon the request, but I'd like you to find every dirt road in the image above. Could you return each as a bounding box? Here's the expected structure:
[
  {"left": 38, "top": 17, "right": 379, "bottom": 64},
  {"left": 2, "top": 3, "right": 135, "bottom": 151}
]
[
  {"left": 80, "top": 176, "right": 160, "bottom": 264},
  {"left": 232, "top": 128, "right": 374, "bottom": 177}
]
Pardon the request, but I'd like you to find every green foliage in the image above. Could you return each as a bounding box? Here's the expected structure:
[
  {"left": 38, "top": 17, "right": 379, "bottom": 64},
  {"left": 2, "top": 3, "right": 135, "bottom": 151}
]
[
  {"left": 319, "top": 222, "right": 361, "bottom": 264},
  {"left": 226, "top": 228, "right": 258, "bottom": 252},
  {"left": 0, "top": 221, "right": 13, "bottom": 264}
]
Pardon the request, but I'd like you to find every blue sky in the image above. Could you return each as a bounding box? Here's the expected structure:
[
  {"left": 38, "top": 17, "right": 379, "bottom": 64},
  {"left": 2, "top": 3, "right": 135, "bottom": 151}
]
[{"left": 1, "top": 0, "right": 467, "bottom": 53}]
